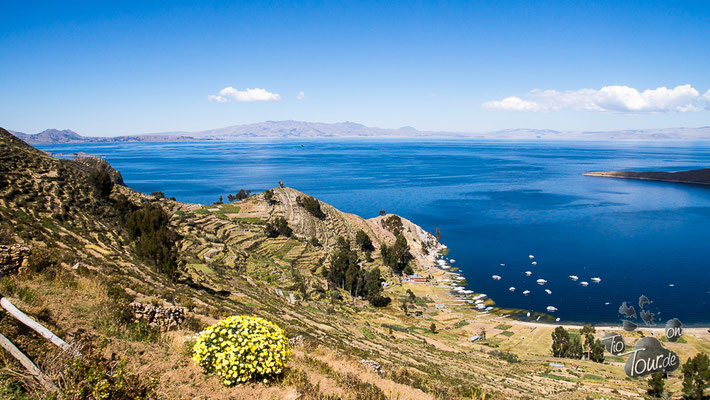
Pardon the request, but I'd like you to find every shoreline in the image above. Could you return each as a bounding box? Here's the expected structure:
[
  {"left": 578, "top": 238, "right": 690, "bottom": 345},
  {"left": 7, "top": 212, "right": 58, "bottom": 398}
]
[{"left": 417, "top": 244, "right": 710, "bottom": 331}]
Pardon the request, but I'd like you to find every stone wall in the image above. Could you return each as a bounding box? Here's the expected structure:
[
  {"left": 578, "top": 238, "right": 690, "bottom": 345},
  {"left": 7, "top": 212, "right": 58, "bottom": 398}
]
[
  {"left": 129, "top": 302, "right": 185, "bottom": 331},
  {"left": 0, "top": 244, "right": 30, "bottom": 276}
]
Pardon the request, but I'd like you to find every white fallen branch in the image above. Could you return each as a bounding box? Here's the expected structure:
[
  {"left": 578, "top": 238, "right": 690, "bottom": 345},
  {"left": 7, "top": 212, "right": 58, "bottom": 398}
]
[
  {"left": 0, "top": 332, "right": 59, "bottom": 393},
  {"left": 1, "top": 297, "right": 80, "bottom": 356}
]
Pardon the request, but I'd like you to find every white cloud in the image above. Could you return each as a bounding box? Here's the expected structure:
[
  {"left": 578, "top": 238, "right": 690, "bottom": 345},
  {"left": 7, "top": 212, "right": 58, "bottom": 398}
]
[
  {"left": 483, "top": 84, "right": 705, "bottom": 113},
  {"left": 209, "top": 87, "right": 281, "bottom": 102},
  {"left": 297, "top": 91, "right": 306, "bottom": 100},
  {"left": 704, "top": 90, "right": 710, "bottom": 110},
  {"left": 482, "top": 96, "right": 545, "bottom": 112}
]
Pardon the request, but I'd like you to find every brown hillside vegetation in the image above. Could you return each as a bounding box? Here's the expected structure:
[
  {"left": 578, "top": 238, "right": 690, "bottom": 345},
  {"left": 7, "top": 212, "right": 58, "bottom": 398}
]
[{"left": 0, "top": 127, "right": 708, "bottom": 399}]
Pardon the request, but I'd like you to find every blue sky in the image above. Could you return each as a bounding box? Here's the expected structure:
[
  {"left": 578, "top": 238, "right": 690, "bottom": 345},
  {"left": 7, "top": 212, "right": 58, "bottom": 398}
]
[{"left": 1, "top": 0, "right": 709, "bottom": 136}]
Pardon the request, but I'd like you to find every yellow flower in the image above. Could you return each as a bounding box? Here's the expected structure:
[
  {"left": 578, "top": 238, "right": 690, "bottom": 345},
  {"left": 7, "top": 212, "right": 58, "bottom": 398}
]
[{"left": 192, "top": 315, "right": 292, "bottom": 386}]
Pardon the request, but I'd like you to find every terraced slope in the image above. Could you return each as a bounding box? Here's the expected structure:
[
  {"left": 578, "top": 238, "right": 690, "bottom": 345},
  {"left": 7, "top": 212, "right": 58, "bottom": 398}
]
[{"left": 1, "top": 127, "right": 706, "bottom": 399}]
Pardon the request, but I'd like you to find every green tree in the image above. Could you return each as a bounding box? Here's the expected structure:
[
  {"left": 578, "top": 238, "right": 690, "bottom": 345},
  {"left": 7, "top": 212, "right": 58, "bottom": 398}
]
[
  {"left": 88, "top": 169, "right": 113, "bottom": 199},
  {"left": 551, "top": 326, "right": 570, "bottom": 357},
  {"left": 297, "top": 195, "right": 325, "bottom": 219},
  {"left": 647, "top": 373, "right": 665, "bottom": 398},
  {"left": 364, "top": 267, "right": 383, "bottom": 298},
  {"left": 263, "top": 189, "right": 276, "bottom": 204},
  {"left": 380, "top": 233, "right": 413, "bottom": 275},
  {"left": 430, "top": 323, "right": 437, "bottom": 334},
  {"left": 382, "top": 215, "right": 404, "bottom": 235},
  {"left": 590, "top": 339, "right": 605, "bottom": 363},
  {"left": 581, "top": 324, "right": 595, "bottom": 359},
  {"left": 355, "top": 230, "right": 374, "bottom": 251},
  {"left": 682, "top": 352, "right": 710, "bottom": 400},
  {"left": 565, "top": 335, "right": 583, "bottom": 359},
  {"left": 125, "top": 204, "right": 179, "bottom": 278},
  {"left": 264, "top": 217, "right": 292, "bottom": 238}
]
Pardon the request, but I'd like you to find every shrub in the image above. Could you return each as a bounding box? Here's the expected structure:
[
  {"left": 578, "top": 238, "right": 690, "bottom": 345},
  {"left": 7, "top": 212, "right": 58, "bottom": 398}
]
[
  {"left": 297, "top": 196, "right": 325, "bottom": 219},
  {"left": 88, "top": 169, "right": 113, "bottom": 199},
  {"left": 192, "top": 315, "right": 292, "bottom": 386},
  {"left": 54, "top": 345, "right": 158, "bottom": 399},
  {"left": 28, "top": 247, "right": 58, "bottom": 273},
  {"left": 489, "top": 349, "right": 520, "bottom": 363},
  {"left": 382, "top": 215, "right": 403, "bottom": 234},
  {"left": 264, "top": 217, "right": 292, "bottom": 238},
  {"left": 263, "top": 189, "right": 276, "bottom": 204},
  {"left": 370, "top": 295, "right": 391, "bottom": 308}
]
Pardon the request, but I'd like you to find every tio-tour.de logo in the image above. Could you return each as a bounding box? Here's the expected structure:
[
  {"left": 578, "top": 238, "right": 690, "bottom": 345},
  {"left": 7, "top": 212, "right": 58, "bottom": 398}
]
[{"left": 600, "top": 295, "right": 683, "bottom": 378}]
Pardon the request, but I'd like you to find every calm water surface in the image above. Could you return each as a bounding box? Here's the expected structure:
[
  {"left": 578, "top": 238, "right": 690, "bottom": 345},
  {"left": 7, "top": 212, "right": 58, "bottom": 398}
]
[{"left": 38, "top": 139, "right": 710, "bottom": 325}]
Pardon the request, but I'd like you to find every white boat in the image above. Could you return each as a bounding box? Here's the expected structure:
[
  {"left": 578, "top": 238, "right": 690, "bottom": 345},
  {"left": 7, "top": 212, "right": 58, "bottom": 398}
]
[
  {"left": 536, "top": 279, "right": 547, "bottom": 285},
  {"left": 529, "top": 255, "right": 534, "bottom": 259},
  {"left": 509, "top": 287, "right": 516, "bottom": 292},
  {"left": 475, "top": 299, "right": 485, "bottom": 304},
  {"left": 555, "top": 317, "right": 561, "bottom": 322},
  {"left": 492, "top": 275, "right": 501, "bottom": 280},
  {"left": 580, "top": 281, "right": 589, "bottom": 286},
  {"left": 526, "top": 312, "right": 531, "bottom": 317},
  {"left": 569, "top": 275, "right": 579, "bottom": 281},
  {"left": 546, "top": 306, "right": 558, "bottom": 312},
  {"left": 485, "top": 306, "right": 494, "bottom": 311},
  {"left": 525, "top": 271, "right": 532, "bottom": 276},
  {"left": 531, "top": 261, "right": 537, "bottom": 265},
  {"left": 500, "top": 263, "right": 505, "bottom": 267},
  {"left": 669, "top": 283, "right": 675, "bottom": 287},
  {"left": 522, "top": 290, "right": 531, "bottom": 295},
  {"left": 450, "top": 259, "right": 456, "bottom": 263},
  {"left": 476, "top": 304, "right": 486, "bottom": 310},
  {"left": 536, "top": 316, "right": 541, "bottom": 321},
  {"left": 591, "top": 277, "right": 601, "bottom": 283},
  {"left": 545, "top": 289, "right": 552, "bottom": 295}
]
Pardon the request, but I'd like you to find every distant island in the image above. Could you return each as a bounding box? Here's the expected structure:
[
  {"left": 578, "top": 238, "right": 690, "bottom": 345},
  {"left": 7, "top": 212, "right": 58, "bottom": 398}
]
[
  {"left": 585, "top": 168, "right": 710, "bottom": 186},
  {"left": 10, "top": 121, "right": 710, "bottom": 144}
]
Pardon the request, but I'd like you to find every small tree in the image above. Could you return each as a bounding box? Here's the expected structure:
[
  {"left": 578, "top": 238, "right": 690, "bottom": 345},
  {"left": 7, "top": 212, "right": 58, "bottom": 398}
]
[
  {"left": 355, "top": 230, "right": 374, "bottom": 251},
  {"left": 430, "top": 323, "right": 437, "bottom": 334},
  {"left": 647, "top": 373, "right": 665, "bottom": 398},
  {"left": 264, "top": 217, "right": 292, "bottom": 238},
  {"left": 682, "top": 352, "right": 710, "bottom": 400},
  {"left": 551, "top": 326, "right": 570, "bottom": 357},
  {"left": 297, "top": 195, "right": 326, "bottom": 219},
  {"left": 581, "top": 324, "right": 595, "bottom": 359},
  {"left": 434, "top": 228, "right": 441, "bottom": 240},
  {"left": 379, "top": 210, "right": 386, "bottom": 216},
  {"left": 406, "top": 289, "right": 416, "bottom": 301},
  {"left": 88, "top": 169, "right": 113, "bottom": 199},
  {"left": 370, "top": 295, "right": 391, "bottom": 307},
  {"left": 264, "top": 189, "right": 276, "bottom": 204}
]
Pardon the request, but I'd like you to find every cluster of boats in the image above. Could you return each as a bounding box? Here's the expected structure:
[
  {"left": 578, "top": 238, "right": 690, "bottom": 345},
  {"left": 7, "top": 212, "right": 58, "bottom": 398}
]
[{"left": 490, "top": 254, "right": 604, "bottom": 315}]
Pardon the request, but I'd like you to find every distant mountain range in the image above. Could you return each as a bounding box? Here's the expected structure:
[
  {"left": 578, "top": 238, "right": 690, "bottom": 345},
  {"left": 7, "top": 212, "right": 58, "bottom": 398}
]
[{"left": 9, "top": 121, "right": 710, "bottom": 144}]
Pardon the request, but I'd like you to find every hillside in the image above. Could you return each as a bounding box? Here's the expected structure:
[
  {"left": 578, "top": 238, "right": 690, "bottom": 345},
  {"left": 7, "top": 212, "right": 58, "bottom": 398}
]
[
  {"left": 1, "top": 126, "right": 709, "bottom": 399},
  {"left": 585, "top": 168, "right": 710, "bottom": 186}
]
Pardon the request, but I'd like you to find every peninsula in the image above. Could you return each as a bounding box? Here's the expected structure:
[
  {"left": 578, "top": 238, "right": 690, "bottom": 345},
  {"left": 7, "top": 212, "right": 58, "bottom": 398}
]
[{"left": 585, "top": 168, "right": 710, "bottom": 186}]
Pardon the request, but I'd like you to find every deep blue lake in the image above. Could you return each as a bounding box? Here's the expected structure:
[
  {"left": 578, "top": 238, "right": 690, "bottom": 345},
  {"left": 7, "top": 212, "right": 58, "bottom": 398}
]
[{"left": 37, "top": 139, "right": 710, "bottom": 326}]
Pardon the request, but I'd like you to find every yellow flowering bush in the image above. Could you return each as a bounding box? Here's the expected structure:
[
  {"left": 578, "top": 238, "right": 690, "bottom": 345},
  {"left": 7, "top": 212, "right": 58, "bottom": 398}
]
[{"left": 192, "top": 315, "right": 292, "bottom": 386}]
